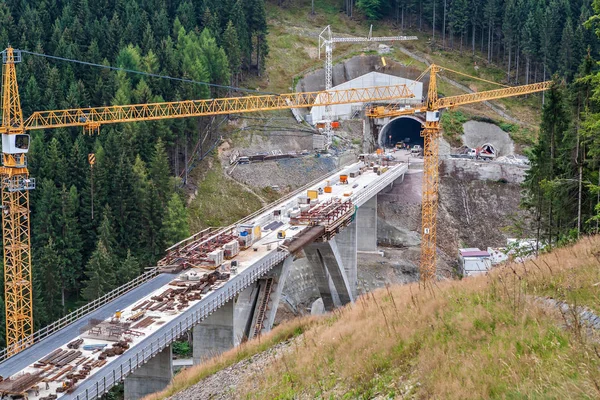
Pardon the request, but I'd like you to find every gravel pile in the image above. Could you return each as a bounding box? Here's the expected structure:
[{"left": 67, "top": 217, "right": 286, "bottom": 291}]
[{"left": 169, "top": 339, "right": 295, "bottom": 400}]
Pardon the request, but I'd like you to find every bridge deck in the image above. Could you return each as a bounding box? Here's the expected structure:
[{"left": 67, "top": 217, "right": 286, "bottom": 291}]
[{"left": 0, "top": 156, "right": 407, "bottom": 400}]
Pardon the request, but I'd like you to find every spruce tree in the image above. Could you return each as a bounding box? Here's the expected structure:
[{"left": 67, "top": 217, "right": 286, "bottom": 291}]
[
  {"left": 223, "top": 21, "right": 242, "bottom": 86},
  {"left": 81, "top": 241, "right": 116, "bottom": 301},
  {"left": 162, "top": 192, "right": 190, "bottom": 246},
  {"left": 117, "top": 250, "right": 141, "bottom": 285}
]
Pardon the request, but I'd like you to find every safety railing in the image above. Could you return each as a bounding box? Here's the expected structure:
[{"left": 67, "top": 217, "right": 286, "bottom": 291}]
[
  {"left": 0, "top": 268, "right": 161, "bottom": 363},
  {"left": 352, "top": 164, "right": 407, "bottom": 207},
  {"left": 0, "top": 160, "right": 359, "bottom": 364},
  {"left": 72, "top": 250, "right": 289, "bottom": 400}
]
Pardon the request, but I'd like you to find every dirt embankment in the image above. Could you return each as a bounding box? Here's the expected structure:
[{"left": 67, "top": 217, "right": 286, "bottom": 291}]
[{"left": 371, "top": 159, "right": 529, "bottom": 277}]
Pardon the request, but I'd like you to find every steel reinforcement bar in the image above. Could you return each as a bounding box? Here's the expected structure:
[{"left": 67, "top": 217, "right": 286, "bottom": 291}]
[{"left": 0, "top": 268, "right": 161, "bottom": 363}]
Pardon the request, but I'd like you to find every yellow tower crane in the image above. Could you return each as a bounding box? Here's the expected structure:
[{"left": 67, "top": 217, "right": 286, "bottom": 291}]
[
  {"left": 0, "top": 46, "right": 416, "bottom": 354},
  {"left": 367, "top": 64, "right": 552, "bottom": 282}
]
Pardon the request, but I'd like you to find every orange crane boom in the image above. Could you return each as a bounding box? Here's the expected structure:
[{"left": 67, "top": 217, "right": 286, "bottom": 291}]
[
  {"left": 0, "top": 46, "right": 415, "bottom": 354},
  {"left": 368, "top": 64, "right": 551, "bottom": 282}
]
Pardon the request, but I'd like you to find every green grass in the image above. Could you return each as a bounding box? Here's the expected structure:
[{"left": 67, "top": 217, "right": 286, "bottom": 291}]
[
  {"left": 234, "top": 237, "right": 600, "bottom": 399},
  {"left": 441, "top": 110, "right": 469, "bottom": 146},
  {"left": 187, "top": 157, "right": 263, "bottom": 231}
]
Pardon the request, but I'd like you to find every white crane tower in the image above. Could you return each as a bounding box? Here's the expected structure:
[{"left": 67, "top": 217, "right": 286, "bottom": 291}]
[{"left": 318, "top": 25, "right": 417, "bottom": 147}]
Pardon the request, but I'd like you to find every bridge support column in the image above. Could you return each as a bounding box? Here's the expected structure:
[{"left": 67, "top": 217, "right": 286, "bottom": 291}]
[
  {"left": 193, "top": 256, "right": 293, "bottom": 364},
  {"left": 259, "top": 256, "right": 293, "bottom": 335},
  {"left": 305, "top": 240, "right": 354, "bottom": 311},
  {"left": 193, "top": 300, "right": 234, "bottom": 364},
  {"left": 333, "top": 220, "right": 357, "bottom": 298},
  {"left": 357, "top": 195, "right": 378, "bottom": 252},
  {"left": 124, "top": 344, "right": 173, "bottom": 400}
]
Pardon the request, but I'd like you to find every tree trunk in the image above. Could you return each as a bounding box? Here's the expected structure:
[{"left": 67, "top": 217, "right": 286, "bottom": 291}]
[
  {"left": 487, "top": 23, "right": 492, "bottom": 62},
  {"left": 515, "top": 46, "right": 521, "bottom": 85},
  {"left": 507, "top": 45, "right": 512, "bottom": 81},
  {"left": 472, "top": 23, "right": 475, "bottom": 55},
  {"left": 481, "top": 23, "right": 484, "bottom": 53},
  {"left": 525, "top": 56, "right": 530, "bottom": 85},
  {"left": 419, "top": 0, "right": 423, "bottom": 31},
  {"left": 311, "top": 0, "right": 314, "bottom": 15},
  {"left": 443, "top": 0, "right": 447, "bottom": 47},
  {"left": 432, "top": 0, "right": 436, "bottom": 41}
]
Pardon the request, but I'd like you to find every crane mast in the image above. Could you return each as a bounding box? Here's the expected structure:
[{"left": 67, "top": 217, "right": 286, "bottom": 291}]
[
  {"left": 318, "top": 25, "right": 417, "bottom": 147},
  {"left": 0, "top": 47, "right": 34, "bottom": 354},
  {"left": 0, "top": 46, "right": 416, "bottom": 354},
  {"left": 368, "top": 65, "right": 551, "bottom": 282}
]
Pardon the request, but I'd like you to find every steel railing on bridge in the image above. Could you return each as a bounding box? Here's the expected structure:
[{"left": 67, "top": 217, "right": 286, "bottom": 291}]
[
  {"left": 0, "top": 267, "right": 162, "bottom": 363},
  {"left": 0, "top": 163, "right": 351, "bottom": 364},
  {"left": 71, "top": 250, "right": 289, "bottom": 400}
]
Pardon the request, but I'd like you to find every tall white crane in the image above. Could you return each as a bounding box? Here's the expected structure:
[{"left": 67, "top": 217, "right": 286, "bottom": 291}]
[{"left": 318, "top": 25, "right": 418, "bottom": 146}]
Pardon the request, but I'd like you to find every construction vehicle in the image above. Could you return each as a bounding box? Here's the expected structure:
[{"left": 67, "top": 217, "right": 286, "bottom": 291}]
[
  {"left": 0, "top": 45, "right": 416, "bottom": 354},
  {"left": 410, "top": 144, "right": 422, "bottom": 156},
  {"left": 367, "top": 64, "right": 551, "bottom": 282},
  {"left": 277, "top": 230, "right": 286, "bottom": 240}
]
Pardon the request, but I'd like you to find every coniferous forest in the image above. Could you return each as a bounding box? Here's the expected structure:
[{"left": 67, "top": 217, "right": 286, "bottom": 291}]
[
  {"left": 0, "top": 0, "right": 269, "bottom": 346},
  {"left": 1, "top": 0, "right": 600, "bottom": 348}
]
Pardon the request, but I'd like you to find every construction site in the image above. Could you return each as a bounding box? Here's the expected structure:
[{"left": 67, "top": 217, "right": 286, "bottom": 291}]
[{"left": 0, "top": 4, "right": 561, "bottom": 398}]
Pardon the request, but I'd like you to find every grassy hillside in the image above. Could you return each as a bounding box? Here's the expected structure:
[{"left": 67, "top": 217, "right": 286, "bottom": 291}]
[{"left": 148, "top": 236, "right": 600, "bottom": 399}]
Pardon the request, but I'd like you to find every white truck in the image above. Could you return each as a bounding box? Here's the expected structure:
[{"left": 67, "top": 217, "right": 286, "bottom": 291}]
[{"left": 410, "top": 145, "right": 423, "bottom": 156}]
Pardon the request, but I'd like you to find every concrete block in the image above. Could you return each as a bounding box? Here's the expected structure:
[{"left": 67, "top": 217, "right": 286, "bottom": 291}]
[
  {"left": 124, "top": 345, "right": 172, "bottom": 400},
  {"left": 193, "top": 301, "right": 234, "bottom": 364},
  {"left": 357, "top": 195, "right": 378, "bottom": 252}
]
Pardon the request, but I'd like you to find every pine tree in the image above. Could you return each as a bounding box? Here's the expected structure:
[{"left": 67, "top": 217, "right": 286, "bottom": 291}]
[
  {"left": 117, "top": 250, "right": 140, "bottom": 285},
  {"left": 149, "top": 138, "right": 172, "bottom": 207},
  {"left": 81, "top": 241, "right": 116, "bottom": 301},
  {"left": 162, "top": 192, "right": 190, "bottom": 246},
  {"left": 35, "top": 238, "right": 63, "bottom": 321},
  {"left": 223, "top": 21, "right": 242, "bottom": 86}
]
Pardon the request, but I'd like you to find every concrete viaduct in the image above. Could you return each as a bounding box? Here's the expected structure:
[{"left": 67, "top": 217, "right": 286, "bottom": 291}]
[{"left": 0, "top": 156, "right": 407, "bottom": 400}]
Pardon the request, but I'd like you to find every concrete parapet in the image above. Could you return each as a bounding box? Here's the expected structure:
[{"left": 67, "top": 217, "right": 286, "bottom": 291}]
[{"left": 124, "top": 344, "right": 173, "bottom": 400}]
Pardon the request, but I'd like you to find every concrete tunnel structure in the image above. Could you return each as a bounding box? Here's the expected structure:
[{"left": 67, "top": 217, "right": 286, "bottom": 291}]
[{"left": 378, "top": 116, "right": 424, "bottom": 149}]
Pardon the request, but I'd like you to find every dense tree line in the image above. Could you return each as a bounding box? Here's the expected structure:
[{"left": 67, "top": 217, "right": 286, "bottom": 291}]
[
  {"left": 331, "top": 0, "right": 598, "bottom": 82},
  {"left": 522, "top": 0, "right": 600, "bottom": 248},
  {"left": 0, "top": 0, "right": 269, "bottom": 346}
]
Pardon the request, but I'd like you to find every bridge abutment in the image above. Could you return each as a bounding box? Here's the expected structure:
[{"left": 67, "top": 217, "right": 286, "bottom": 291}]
[{"left": 124, "top": 344, "right": 173, "bottom": 400}]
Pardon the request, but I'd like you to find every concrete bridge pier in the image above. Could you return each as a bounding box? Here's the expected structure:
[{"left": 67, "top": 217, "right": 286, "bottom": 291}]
[
  {"left": 124, "top": 344, "right": 173, "bottom": 400},
  {"left": 193, "top": 256, "right": 292, "bottom": 364},
  {"left": 357, "top": 195, "right": 378, "bottom": 252},
  {"left": 305, "top": 239, "right": 354, "bottom": 311},
  {"left": 333, "top": 219, "right": 358, "bottom": 298}
]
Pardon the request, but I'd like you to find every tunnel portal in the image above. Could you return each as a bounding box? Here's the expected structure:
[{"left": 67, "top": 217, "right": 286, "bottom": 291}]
[{"left": 378, "top": 116, "right": 424, "bottom": 148}]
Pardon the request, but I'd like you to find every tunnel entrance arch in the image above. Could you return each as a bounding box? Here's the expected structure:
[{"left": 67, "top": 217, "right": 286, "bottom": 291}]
[{"left": 378, "top": 116, "right": 424, "bottom": 148}]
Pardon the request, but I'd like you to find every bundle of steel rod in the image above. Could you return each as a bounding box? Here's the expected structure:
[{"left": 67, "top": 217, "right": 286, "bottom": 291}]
[{"left": 0, "top": 372, "right": 44, "bottom": 394}]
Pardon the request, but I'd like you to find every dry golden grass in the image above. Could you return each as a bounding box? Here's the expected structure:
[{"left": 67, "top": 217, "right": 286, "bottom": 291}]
[
  {"left": 233, "top": 237, "right": 600, "bottom": 399},
  {"left": 143, "top": 317, "right": 317, "bottom": 400},
  {"left": 144, "top": 237, "right": 600, "bottom": 399}
]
